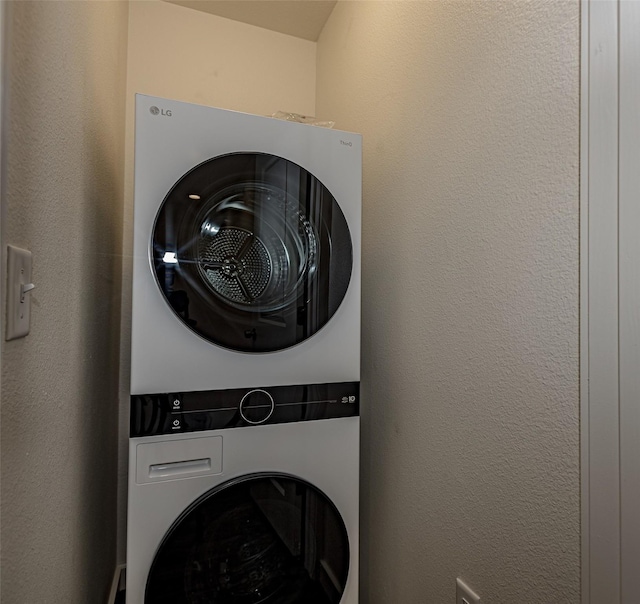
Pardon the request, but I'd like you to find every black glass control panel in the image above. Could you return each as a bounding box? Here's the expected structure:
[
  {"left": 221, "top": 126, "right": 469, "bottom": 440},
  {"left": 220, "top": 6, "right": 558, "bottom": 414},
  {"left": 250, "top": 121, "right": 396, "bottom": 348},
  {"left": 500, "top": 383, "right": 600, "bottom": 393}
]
[{"left": 131, "top": 381, "right": 359, "bottom": 437}]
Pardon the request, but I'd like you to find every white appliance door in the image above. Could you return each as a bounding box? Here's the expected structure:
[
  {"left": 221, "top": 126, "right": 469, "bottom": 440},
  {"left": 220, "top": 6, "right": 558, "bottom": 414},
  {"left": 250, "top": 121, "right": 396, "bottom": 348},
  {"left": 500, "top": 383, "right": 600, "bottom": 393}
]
[
  {"left": 152, "top": 152, "right": 352, "bottom": 353},
  {"left": 144, "top": 473, "right": 351, "bottom": 603}
]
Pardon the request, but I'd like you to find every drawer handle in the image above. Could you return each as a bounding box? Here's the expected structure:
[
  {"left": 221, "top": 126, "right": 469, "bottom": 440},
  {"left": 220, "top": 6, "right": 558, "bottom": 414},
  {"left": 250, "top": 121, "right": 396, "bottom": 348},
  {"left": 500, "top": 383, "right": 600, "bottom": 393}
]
[{"left": 149, "top": 458, "right": 211, "bottom": 479}]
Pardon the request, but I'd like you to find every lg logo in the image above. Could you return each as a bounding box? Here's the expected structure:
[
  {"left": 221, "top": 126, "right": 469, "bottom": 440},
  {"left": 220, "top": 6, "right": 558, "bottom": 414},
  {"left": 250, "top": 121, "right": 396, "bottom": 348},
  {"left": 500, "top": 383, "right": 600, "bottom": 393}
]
[{"left": 150, "top": 105, "right": 172, "bottom": 117}]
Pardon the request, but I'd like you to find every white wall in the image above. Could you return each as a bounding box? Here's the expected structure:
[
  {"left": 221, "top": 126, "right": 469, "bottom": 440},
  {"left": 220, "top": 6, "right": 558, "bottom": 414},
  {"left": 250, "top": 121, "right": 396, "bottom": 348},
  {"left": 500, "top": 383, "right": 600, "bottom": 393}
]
[
  {"left": 118, "top": 0, "right": 317, "bottom": 562},
  {"left": 0, "top": 2, "right": 581, "bottom": 600},
  {"left": 0, "top": 1, "right": 128, "bottom": 602},
  {"left": 317, "top": 1, "right": 580, "bottom": 602}
]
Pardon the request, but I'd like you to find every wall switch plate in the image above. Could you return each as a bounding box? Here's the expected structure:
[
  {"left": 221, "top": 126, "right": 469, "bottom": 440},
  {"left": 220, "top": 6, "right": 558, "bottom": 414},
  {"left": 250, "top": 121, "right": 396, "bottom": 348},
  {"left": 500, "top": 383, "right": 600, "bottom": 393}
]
[
  {"left": 6, "top": 245, "right": 34, "bottom": 341},
  {"left": 456, "top": 577, "right": 481, "bottom": 604}
]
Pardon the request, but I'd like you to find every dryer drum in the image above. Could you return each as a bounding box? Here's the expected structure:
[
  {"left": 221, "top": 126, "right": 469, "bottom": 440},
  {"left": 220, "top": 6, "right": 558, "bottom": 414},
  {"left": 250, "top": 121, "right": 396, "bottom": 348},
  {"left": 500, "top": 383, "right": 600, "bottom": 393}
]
[
  {"left": 144, "top": 474, "right": 350, "bottom": 604},
  {"left": 195, "top": 182, "right": 318, "bottom": 313},
  {"left": 152, "top": 153, "right": 353, "bottom": 353}
]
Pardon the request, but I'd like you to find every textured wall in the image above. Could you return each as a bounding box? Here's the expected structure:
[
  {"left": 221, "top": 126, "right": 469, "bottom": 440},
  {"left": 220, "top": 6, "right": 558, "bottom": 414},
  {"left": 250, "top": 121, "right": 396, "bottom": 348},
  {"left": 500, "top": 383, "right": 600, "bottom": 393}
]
[
  {"left": 117, "top": 0, "right": 318, "bottom": 563},
  {"left": 0, "top": 2, "right": 128, "bottom": 602},
  {"left": 317, "top": 1, "right": 580, "bottom": 602}
]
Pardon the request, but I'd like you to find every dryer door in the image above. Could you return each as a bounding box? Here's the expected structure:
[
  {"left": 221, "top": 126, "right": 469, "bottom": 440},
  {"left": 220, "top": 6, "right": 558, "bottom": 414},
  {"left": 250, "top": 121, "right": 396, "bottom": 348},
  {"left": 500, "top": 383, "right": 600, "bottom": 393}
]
[
  {"left": 152, "top": 153, "right": 353, "bottom": 352},
  {"left": 145, "top": 474, "right": 350, "bottom": 604}
]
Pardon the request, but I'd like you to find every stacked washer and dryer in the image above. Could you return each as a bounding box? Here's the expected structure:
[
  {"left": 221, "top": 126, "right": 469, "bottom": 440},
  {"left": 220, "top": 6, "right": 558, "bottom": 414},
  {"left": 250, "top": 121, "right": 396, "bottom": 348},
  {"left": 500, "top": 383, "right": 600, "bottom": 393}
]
[{"left": 127, "top": 95, "right": 361, "bottom": 604}]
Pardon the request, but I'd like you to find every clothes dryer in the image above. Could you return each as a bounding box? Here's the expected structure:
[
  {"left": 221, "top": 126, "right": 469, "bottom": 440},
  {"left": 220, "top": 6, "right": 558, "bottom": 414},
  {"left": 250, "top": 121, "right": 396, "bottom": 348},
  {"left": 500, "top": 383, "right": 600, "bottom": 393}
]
[
  {"left": 126, "top": 384, "right": 359, "bottom": 604},
  {"left": 131, "top": 95, "right": 361, "bottom": 395}
]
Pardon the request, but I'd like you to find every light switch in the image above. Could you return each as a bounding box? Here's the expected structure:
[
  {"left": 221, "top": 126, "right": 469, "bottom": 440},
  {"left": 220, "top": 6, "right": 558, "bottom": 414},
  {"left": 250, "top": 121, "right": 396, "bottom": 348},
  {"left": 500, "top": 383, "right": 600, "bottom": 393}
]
[
  {"left": 6, "top": 245, "right": 34, "bottom": 340},
  {"left": 456, "top": 578, "right": 481, "bottom": 604}
]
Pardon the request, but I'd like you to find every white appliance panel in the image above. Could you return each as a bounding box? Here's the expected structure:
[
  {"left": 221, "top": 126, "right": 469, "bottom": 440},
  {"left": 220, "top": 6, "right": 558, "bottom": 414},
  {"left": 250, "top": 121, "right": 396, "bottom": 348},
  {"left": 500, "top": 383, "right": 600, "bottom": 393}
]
[
  {"left": 127, "top": 417, "right": 359, "bottom": 604},
  {"left": 131, "top": 95, "right": 361, "bottom": 394}
]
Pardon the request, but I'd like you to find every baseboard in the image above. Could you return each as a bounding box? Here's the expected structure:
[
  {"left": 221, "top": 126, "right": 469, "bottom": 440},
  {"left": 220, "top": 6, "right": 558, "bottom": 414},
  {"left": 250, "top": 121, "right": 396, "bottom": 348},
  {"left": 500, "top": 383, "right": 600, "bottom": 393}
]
[{"left": 108, "top": 564, "right": 126, "bottom": 604}]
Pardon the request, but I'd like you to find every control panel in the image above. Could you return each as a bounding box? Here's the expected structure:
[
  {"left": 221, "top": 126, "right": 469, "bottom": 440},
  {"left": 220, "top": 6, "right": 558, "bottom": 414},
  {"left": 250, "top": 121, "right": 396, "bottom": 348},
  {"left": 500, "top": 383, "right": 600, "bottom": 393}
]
[{"left": 131, "top": 381, "right": 359, "bottom": 437}]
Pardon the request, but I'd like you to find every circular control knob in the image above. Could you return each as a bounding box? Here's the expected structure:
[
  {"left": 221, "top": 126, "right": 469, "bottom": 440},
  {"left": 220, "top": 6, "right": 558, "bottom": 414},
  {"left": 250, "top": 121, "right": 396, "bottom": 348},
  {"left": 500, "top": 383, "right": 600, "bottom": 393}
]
[{"left": 239, "top": 389, "right": 275, "bottom": 425}]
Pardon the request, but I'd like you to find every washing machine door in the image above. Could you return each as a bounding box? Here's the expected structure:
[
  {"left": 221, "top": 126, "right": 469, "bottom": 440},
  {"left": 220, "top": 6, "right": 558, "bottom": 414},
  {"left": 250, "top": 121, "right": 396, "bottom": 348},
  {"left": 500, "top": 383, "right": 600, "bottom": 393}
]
[
  {"left": 145, "top": 474, "right": 350, "bottom": 604},
  {"left": 152, "top": 153, "right": 353, "bottom": 352}
]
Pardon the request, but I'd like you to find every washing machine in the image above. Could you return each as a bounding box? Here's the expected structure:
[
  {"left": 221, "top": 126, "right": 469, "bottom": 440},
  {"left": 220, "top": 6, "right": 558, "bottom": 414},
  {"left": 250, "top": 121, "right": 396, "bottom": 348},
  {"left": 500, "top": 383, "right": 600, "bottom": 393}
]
[
  {"left": 126, "top": 384, "right": 359, "bottom": 604},
  {"left": 131, "top": 95, "right": 361, "bottom": 395},
  {"left": 128, "top": 97, "right": 361, "bottom": 603}
]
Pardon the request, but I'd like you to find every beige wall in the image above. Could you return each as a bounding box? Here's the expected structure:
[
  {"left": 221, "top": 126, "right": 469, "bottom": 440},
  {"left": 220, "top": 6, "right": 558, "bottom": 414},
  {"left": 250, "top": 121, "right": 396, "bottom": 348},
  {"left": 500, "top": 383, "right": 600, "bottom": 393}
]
[
  {"left": 0, "top": 1, "right": 581, "bottom": 601},
  {"left": 317, "top": 1, "right": 580, "bottom": 602},
  {"left": 117, "top": 0, "right": 317, "bottom": 562},
  {"left": 125, "top": 0, "right": 317, "bottom": 117},
  {"left": 0, "top": 1, "right": 128, "bottom": 603}
]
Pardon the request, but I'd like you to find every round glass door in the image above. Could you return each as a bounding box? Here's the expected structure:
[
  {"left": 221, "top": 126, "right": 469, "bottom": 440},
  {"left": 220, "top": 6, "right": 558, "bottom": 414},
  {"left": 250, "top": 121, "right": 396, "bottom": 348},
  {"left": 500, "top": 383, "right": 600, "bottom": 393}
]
[
  {"left": 152, "top": 153, "right": 353, "bottom": 352},
  {"left": 145, "top": 474, "right": 350, "bottom": 604}
]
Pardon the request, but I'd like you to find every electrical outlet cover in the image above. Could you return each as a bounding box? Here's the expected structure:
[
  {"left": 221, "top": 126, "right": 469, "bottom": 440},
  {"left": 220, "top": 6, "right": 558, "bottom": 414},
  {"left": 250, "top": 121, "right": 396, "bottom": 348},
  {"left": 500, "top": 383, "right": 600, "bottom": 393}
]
[{"left": 456, "top": 577, "right": 481, "bottom": 604}]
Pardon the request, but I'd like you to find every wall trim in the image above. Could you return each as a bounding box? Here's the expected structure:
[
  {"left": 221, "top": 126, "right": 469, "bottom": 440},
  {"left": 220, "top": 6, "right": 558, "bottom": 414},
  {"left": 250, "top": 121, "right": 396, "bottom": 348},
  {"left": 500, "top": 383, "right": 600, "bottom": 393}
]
[
  {"left": 618, "top": 1, "right": 640, "bottom": 599},
  {"left": 107, "top": 564, "right": 125, "bottom": 604},
  {"left": 582, "top": 0, "right": 621, "bottom": 600},
  {"left": 579, "top": 0, "right": 590, "bottom": 600},
  {"left": 581, "top": 0, "right": 640, "bottom": 601}
]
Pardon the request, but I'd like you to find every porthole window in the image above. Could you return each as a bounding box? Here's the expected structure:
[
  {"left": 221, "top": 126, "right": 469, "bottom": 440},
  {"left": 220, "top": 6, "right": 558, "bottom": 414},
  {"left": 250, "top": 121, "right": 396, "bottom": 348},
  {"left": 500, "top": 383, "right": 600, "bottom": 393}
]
[
  {"left": 152, "top": 153, "right": 352, "bottom": 352},
  {"left": 145, "top": 474, "right": 350, "bottom": 603}
]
